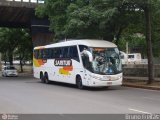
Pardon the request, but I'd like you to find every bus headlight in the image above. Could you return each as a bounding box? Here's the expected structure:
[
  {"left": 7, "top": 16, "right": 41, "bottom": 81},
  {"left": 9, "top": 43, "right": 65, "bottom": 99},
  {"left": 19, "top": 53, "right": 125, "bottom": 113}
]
[
  {"left": 90, "top": 75, "right": 122, "bottom": 81},
  {"left": 90, "top": 75, "right": 103, "bottom": 80},
  {"left": 103, "top": 75, "right": 122, "bottom": 81}
]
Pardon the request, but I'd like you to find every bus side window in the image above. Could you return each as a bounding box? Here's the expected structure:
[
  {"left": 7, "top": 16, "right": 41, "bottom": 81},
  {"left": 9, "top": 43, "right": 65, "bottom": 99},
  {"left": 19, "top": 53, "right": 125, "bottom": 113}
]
[
  {"left": 69, "top": 46, "right": 79, "bottom": 62},
  {"left": 40, "top": 49, "right": 43, "bottom": 59},
  {"left": 58, "top": 48, "right": 63, "bottom": 58},
  {"left": 79, "top": 45, "right": 93, "bottom": 70},
  {"left": 37, "top": 49, "right": 42, "bottom": 59},
  {"left": 50, "top": 48, "right": 55, "bottom": 59},
  {"left": 49, "top": 48, "right": 55, "bottom": 59},
  {"left": 53, "top": 48, "right": 62, "bottom": 58},
  {"left": 43, "top": 49, "right": 49, "bottom": 59},
  {"left": 54, "top": 48, "right": 59, "bottom": 58},
  {"left": 62, "top": 47, "right": 69, "bottom": 58},
  {"left": 79, "top": 45, "right": 88, "bottom": 52},
  {"left": 47, "top": 48, "right": 52, "bottom": 59},
  {"left": 42, "top": 49, "right": 45, "bottom": 59},
  {"left": 34, "top": 50, "right": 38, "bottom": 59}
]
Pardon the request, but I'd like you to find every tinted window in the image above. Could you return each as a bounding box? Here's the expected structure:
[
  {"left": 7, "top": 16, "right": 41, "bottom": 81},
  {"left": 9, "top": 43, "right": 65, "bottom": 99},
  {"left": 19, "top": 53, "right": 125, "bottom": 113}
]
[
  {"left": 49, "top": 48, "right": 55, "bottom": 58},
  {"left": 34, "top": 46, "right": 79, "bottom": 60},
  {"left": 33, "top": 50, "right": 39, "bottom": 59},
  {"left": 6, "top": 66, "right": 16, "bottom": 70},
  {"left": 38, "top": 49, "right": 43, "bottom": 59},
  {"left": 48, "top": 48, "right": 63, "bottom": 59},
  {"left": 42, "top": 49, "right": 48, "bottom": 59},
  {"left": 79, "top": 45, "right": 88, "bottom": 52},
  {"left": 62, "top": 47, "right": 69, "bottom": 58},
  {"left": 69, "top": 46, "right": 79, "bottom": 62},
  {"left": 56, "top": 48, "right": 63, "bottom": 58},
  {"left": 128, "top": 55, "right": 134, "bottom": 58}
]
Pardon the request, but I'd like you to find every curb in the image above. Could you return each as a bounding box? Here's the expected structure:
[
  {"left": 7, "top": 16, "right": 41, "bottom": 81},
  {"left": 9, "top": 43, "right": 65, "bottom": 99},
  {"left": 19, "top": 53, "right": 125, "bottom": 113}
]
[
  {"left": 122, "top": 83, "right": 160, "bottom": 90},
  {"left": 18, "top": 72, "right": 33, "bottom": 77}
]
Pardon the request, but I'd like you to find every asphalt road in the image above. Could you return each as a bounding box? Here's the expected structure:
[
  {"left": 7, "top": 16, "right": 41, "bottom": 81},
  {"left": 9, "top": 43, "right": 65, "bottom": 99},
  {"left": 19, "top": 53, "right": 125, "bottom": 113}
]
[{"left": 0, "top": 74, "right": 160, "bottom": 114}]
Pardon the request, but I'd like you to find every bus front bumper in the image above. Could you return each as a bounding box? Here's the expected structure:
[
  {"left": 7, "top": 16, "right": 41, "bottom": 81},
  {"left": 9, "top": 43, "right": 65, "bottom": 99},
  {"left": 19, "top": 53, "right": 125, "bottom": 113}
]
[{"left": 85, "top": 76, "right": 123, "bottom": 87}]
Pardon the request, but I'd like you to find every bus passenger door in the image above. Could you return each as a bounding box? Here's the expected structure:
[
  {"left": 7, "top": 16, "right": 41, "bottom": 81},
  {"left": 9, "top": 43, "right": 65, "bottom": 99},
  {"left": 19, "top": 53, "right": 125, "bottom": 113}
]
[{"left": 79, "top": 45, "right": 93, "bottom": 86}]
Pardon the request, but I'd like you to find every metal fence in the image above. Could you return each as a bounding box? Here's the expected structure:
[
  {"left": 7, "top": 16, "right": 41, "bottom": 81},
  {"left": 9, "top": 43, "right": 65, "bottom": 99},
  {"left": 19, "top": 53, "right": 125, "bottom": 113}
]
[{"left": 5, "top": 0, "right": 44, "bottom": 3}]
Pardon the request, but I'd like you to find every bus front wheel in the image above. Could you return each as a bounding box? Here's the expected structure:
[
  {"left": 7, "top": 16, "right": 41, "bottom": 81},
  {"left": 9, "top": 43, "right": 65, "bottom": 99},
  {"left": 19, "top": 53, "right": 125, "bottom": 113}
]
[{"left": 76, "top": 76, "right": 84, "bottom": 89}]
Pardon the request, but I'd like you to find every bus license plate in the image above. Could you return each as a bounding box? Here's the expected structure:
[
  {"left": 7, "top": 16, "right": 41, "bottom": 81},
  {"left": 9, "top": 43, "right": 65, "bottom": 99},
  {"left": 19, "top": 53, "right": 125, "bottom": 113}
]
[{"left": 107, "top": 82, "right": 112, "bottom": 85}]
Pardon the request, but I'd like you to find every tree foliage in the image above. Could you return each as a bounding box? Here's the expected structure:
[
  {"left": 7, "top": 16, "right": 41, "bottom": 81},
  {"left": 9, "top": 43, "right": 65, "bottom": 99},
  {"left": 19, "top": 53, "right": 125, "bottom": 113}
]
[
  {"left": 0, "top": 28, "right": 33, "bottom": 71},
  {"left": 36, "top": 0, "right": 132, "bottom": 41},
  {"left": 36, "top": 0, "right": 160, "bottom": 46}
]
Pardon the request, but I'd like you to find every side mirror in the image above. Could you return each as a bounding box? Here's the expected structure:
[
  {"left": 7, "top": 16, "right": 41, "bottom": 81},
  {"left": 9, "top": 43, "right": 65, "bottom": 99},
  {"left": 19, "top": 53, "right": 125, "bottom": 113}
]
[
  {"left": 86, "top": 50, "right": 93, "bottom": 62},
  {"left": 119, "top": 52, "right": 124, "bottom": 59}
]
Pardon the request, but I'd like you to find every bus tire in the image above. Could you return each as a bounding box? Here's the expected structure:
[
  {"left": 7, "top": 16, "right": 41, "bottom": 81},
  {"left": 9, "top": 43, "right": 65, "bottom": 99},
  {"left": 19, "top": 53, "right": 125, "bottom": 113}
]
[
  {"left": 44, "top": 72, "right": 50, "bottom": 84},
  {"left": 76, "top": 75, "right": 84, "bottom": 89},
  {"left": 105, "top": 86, "right": 110, "bottom": 89},
  {"left": 40, "top": 72, "right": 45, "bottom": 83}
]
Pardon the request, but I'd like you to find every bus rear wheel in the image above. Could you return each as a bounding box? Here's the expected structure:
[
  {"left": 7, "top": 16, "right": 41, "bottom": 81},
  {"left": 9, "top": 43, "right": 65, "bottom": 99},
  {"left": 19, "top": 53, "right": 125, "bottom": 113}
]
[
  {"left": 76, "top": 76, "right": 84, "bottom": 89},
  {"left": 40, "top": 72, "right": 45, "bottom": 83},
  {"left": 44, "top": 73, "right": 50, "bottom": 84}
]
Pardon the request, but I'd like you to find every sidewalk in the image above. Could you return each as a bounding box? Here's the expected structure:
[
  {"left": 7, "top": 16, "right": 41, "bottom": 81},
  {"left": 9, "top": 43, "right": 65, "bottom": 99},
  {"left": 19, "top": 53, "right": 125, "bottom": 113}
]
[
  {"left": 123, "top": 76, "right": 160, "bottom": 90},
  {"left": 123, "top": 76, "right": 160, "bottom": 81}
]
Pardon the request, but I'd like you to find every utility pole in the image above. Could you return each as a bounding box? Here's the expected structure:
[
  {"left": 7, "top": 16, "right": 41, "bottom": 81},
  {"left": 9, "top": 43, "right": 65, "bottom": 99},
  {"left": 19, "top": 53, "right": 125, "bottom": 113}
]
[
  {"left": 126, "top": 42, "right": 129, "bottom": 54},
  {"left": 0, "top": 53, "right": 2, "bottom": 70}
]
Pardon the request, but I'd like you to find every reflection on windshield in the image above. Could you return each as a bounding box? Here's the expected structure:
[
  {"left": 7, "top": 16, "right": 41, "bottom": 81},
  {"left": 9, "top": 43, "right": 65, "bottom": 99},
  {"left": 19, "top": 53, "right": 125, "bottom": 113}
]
[{"left": 90, "top": 47, "right": 122, "bottom": 75}]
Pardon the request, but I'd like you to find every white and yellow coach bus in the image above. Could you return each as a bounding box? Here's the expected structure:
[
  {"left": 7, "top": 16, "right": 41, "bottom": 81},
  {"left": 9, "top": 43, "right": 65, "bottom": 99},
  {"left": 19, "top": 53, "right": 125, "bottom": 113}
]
[{"left": 33, "top": 39, "right": 122, "bottom": 89}]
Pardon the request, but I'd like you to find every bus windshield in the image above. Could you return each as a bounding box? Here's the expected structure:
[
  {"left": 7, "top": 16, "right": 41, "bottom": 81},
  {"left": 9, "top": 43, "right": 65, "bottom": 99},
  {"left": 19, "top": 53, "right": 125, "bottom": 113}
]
[
  {"left": 80, "top": 46, "right": 122, "bottom": 75},
  {"left": 91, "top": 47, "right": 122, "bottom": 75}
]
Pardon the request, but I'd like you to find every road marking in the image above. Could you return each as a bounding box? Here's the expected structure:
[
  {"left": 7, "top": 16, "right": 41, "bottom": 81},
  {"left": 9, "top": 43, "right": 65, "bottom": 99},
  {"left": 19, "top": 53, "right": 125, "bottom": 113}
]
[
  {"left": 128, "top": 108, "right": 151, "bottom": 114},
  {"left": 143, "top": 97, "right": 160, "bottom": 102}
]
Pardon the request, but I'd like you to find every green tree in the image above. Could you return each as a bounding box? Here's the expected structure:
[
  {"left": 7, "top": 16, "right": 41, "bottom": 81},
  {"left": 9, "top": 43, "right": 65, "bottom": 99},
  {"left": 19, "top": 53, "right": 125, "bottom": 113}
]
[
  {"left": 122, "top": 0, "right": 159, "bottom": 84},
  {"left": 15, "top": 29, "right": 33, "bottom": 72},
  {"left": 0, "top": 28, "right": 33, "bottom": 72},
  {"left": 36, "top": 0, "right": 130, "bottom": 41},
  {"left": 0, "top": 28, "right": 20, "bottom": 65},
  {"left": 36, "top": 0, "right": 74, "bottom": 39},
  {"left": 64, "top": 0, "right": 131, "bottom": 41}
]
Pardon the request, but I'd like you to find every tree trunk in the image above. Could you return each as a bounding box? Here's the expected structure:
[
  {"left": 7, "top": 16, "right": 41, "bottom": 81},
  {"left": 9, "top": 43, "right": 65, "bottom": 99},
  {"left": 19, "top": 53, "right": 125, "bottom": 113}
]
[
  {"left": 4, "top": 52, "right": 7, "bottom": 66},
  {"left": 144, "top": 0, "right": 154, "bottom": 84},
  {"left": 115, "top": 26, "right": 123, "bottom": 45},
  {"left": 19, "top": 53, "right": 24, "bottom": 72},
  {"left": 8, "top": 52, "right": 13, "bottom": 65},
  {"left": 20, "top": 59, "right": 23, "bottom": 73}
]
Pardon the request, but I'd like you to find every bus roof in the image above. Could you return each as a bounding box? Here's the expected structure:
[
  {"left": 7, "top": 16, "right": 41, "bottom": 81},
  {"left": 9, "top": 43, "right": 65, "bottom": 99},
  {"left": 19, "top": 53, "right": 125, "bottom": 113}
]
[{"left": 34, "top": 39, "right": 117, "bottom": 49}]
